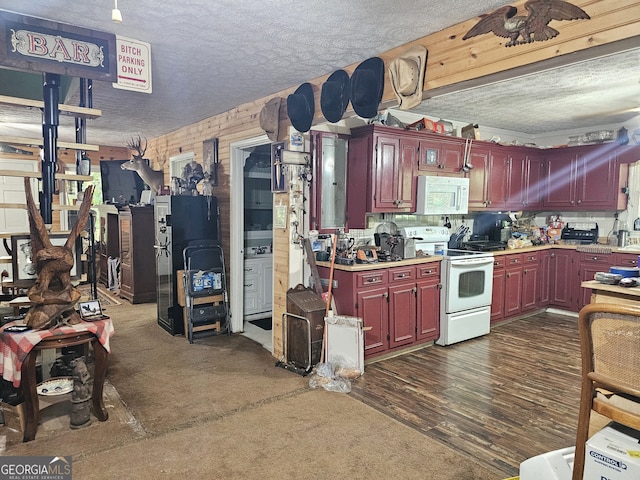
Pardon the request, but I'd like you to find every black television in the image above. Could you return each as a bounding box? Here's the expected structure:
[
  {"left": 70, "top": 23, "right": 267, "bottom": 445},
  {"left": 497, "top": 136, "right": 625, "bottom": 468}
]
[{"left": 100, "top": 160, "right": 147, "bottom": 206}]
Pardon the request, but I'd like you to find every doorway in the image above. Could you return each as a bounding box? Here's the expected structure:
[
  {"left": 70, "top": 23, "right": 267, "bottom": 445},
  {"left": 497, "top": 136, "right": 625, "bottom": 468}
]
[{"left": 230, "top": 135, "right": 274, "bottom": 353}]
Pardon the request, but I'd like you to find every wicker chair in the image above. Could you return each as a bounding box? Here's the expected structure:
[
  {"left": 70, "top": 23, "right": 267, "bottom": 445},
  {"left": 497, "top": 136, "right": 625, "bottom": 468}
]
[{"left": 572, "top": 303, "right": 640, "bottom": 480}]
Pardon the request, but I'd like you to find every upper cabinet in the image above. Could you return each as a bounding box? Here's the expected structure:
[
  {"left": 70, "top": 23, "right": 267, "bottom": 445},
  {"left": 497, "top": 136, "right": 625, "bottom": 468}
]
[
  {"left": 416, "top": 136, "right": 463, "bottom": 173},
  {"left": 466, "top": 145, "right": 509, "bottom": 210},
  {"left": 542, "top": 145, "right": 628, "bottom": 211},
  {"left": 310, "top": 131, "right": 349, "bottom": 233},
  {"left": 346, "top": 125, "right": 417, "bottom": 229}
]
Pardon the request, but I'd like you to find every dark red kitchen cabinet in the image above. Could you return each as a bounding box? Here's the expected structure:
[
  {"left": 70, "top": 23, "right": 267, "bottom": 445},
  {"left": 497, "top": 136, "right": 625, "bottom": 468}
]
[
  {"left": 346, "top": 125, "right": 416, "bottom": 228},
  {"left": 575, "top": 146, "right": 619, "bottom": 210},
  {"left": 506, "top": 148, "right": 544, "bottom": 210},
  {"left": 542, "top": 145, "right": 627, "bottom": 211},
  {"left": 614, "top": 253, "right": 640, "bottom": 268},
  {"left": 416, "top": 263, "right": 440, "bottom": 341},
  {"left": 466, "top": 146, "right": 508, "bottom": 210},
  {"left": 577, "top": 252, "right": 615, "bottom": 310},
  {"left": 467, "top": 146, "right": 490, "bottom": 209},
  {"left": 388, "top": 282, "right": 417, "bottom": 348},
  {"left": 538, "top": 250, "right": 551, "bottom": 307},
  {"left": 417, "top": 136, "right": 463, "bottom": 173},
  {"left": 549, "top": 249, "right": 575, "bottom": 309},
  {"left": 521, "top": 253, "right": 539, "bottom": 312},
  {"left": 373, "top": 134, "right": 402, "bottom": 211},
  {"left": 491, "top": 257, "right": 506, "bottom": 323},
  {"left": 543, "top": 150, "right": 576, "bottom": 209},
  {"left": 356, "top": 287, "right": 389, "bottom": 355},
  {"left": 388, "top": 266, "right": 417, "bottom": 348},
  {"left": 486, "top": 149, "right": 509, "bottom": 210},
  {"left": 504, "top": 254, "right": 523, "bottom": 317}
]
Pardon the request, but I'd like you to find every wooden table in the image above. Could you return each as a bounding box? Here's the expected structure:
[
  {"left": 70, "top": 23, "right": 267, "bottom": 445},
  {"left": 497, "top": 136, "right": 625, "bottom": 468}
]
[
  {"left": 581, "top": 280, "right": 640, "bottom": 307},
  {"left": 0, "top": 318, "right": 114, "bottom": 442}
]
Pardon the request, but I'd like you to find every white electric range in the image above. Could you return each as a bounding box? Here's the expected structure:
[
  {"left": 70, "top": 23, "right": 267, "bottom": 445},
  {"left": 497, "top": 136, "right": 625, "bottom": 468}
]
[{"left": 400, "top": 225, "right": 494, "bottom": 346}]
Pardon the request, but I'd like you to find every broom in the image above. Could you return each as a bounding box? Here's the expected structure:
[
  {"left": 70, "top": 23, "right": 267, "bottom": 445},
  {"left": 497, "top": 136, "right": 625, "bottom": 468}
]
[{"left": 319, "top": 232, "right": 338, "bottom": 364}]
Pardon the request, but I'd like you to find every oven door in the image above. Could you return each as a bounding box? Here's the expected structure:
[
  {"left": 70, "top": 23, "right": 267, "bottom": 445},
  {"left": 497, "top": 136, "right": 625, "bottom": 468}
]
[{"left": 443, "top": 256, "right": 494, "bottom": 313}]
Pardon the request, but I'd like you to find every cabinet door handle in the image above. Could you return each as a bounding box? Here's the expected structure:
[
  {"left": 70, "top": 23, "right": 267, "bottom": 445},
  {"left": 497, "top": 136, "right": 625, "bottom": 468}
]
[
  {"left": 577, "top": 199, "right": 582, "bottom": 204},
  {"left": 382, "top": 292, "right": 388, "bottom": 298},
  {"left": 412, "top": 286, "right": 417, "bottom": 294}
]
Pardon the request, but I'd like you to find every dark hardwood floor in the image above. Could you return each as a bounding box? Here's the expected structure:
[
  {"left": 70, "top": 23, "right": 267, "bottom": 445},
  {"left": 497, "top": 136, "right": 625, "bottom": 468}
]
[{"left": 350, "top": 311, "right": 581, "bottom": 478}]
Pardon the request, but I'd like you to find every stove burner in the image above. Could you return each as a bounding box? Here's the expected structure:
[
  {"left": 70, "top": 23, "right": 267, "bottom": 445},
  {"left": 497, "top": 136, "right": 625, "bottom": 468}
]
[{"left": 461, "top": 241, "right": 506, "bottom": 252}]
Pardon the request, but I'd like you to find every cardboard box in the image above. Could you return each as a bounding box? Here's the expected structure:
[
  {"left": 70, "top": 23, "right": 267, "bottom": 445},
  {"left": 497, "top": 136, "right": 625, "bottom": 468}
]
[{"left": 584, "top": 423, "right": 640, "bottom": 480}]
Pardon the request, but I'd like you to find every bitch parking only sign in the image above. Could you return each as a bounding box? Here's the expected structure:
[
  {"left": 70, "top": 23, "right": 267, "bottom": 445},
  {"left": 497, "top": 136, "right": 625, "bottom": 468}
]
[{"left": 113, "top": 35, "right": 152, "bottom": 94}]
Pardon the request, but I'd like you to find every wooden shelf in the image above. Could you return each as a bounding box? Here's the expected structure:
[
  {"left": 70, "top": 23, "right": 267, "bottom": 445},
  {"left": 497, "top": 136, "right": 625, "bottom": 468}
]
[
  {"left": 0, "top": 170, "right": 93, "bottom": 181},
  {"left": 0, "top": 136, "right": 99, "bottom": 152},
  {"left": 0, "top": 203, "right": 82, "bottom": 211},
  {"left": 0, "top": 95, "right": 102, "bottom": 119}
]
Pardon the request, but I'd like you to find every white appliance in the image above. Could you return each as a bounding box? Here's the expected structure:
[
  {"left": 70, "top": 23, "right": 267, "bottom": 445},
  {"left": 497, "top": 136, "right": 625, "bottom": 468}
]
[
  {"left": 410, "top": 225, "right": 494, "bottom": 346},
  {"left": 415, "top": 176, "right": 469, "bottom": 215},
  {"left": 437, "top": 251, "right": 494, "bottom": 345}
]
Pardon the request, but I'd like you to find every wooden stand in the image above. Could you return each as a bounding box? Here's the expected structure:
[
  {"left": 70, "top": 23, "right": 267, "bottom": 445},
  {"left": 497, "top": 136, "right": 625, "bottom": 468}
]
[{"left": 20, "top": 332, "right": 109, "bottom": 442}]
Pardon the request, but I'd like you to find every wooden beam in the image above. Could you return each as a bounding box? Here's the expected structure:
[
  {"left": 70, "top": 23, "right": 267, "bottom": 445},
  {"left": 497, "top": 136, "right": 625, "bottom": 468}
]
[
  {"left": 0, "top": 95, "right": 102, "bottom": 119},
  {"left": 0, "top": 136, "right": 99, "bottom": 152}
]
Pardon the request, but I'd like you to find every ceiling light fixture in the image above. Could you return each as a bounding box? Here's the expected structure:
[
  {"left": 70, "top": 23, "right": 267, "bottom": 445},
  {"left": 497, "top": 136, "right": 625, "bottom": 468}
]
[{"left": 112, "top": 0, "right": 122, "bottom": 23}]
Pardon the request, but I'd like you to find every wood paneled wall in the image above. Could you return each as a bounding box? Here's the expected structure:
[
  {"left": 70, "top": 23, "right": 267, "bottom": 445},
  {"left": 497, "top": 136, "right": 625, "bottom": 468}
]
[{"left": 142, "top": 0, "right": 639, "bottom": 358}]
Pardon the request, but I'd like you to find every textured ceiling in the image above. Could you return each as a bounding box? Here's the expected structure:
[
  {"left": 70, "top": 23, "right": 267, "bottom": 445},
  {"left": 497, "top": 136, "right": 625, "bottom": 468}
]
[{"left": 0, "top": 0, "right": 638, "bottom": 148}]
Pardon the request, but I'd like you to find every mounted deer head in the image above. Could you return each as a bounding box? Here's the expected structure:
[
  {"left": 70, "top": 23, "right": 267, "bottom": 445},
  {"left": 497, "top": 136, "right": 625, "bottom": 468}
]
[{"left": 121, "top": 135, "right": 164, "bottom": 194}]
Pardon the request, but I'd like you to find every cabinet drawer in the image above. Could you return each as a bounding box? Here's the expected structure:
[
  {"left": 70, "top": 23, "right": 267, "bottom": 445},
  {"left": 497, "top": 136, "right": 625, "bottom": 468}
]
[
  {"left": 416, "top": 263, "right": 440, "bottom": 279},
  {"left": 492, "top": 257, "right": 506, "bottom": 269},
  {"left": 388, "top": 266, "right": 416, "bottom": 284},
  {"left": 579, "top": 252, "right": 612, "bottom": 265},
  {"left": 523, "top": 252, "right": 539, "bottom": 264},
  {"left": 356, "top": 270, "right": 388, "bottom": 288},
  {"left": 614, "top": 253, "right": 639, "bottom": 267},
  {"left": 505, "top": 254, "right": 523, "bottom": 266}
]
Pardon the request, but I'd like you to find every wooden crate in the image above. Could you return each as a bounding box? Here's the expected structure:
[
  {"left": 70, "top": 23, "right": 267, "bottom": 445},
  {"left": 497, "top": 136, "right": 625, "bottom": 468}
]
[{"left": 2, "top": 402, "right": 25, "bottom": 432}]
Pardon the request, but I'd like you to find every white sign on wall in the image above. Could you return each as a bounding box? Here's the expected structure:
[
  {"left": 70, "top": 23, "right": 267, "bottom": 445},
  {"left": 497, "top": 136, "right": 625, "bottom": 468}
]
[{"left": 113, "top": 35, "right": 152, "bottom": 93}]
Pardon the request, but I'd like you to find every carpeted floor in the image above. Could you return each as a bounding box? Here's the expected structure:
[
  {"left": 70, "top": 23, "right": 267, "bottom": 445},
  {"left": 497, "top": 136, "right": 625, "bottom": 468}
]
[
  {"left": 2, "top": 302, "right": 505, "bottom": 479},
  {"left": 77, "top": 284, "right": 121, "bottom": 306}
]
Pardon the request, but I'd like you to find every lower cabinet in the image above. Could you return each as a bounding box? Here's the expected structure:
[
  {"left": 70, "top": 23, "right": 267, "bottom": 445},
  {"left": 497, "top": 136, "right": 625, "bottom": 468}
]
[
  {"left": 577, "top": 252, "right": 615, "bottom": 310},
  {"left": 492, "top": 251, "right": 541, "bottom": 322},
  {"left": 491, "top": 257, "right": 505, "bottom": 323},
  {"left": 243, "top": 256, "right": 273, "bottom": 319},
  {"left": 320, "top": 261, "right": 441, "bottom": 359},
  {"left": 522, "top": 252, "right": 540, "bottom": 312},
  {"left": 504, "top": 254, "right": 524, "bottom": 317}
]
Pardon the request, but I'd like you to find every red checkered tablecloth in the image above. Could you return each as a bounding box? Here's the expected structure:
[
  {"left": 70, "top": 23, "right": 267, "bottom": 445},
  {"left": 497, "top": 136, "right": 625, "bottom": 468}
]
[{"left": 0, "top": 318, "right": 114, "bottom": 387}]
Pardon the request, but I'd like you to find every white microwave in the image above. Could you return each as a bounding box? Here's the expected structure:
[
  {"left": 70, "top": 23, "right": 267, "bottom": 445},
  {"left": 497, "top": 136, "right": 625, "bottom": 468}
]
[{"left": 415, "top": 176, "right": 469, "bottom": 215}]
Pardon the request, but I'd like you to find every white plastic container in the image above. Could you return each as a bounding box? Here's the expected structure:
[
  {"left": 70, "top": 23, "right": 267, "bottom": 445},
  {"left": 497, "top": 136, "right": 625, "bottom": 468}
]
[{"left": 520, "top": 446, "right": 574, "bottom": 480}]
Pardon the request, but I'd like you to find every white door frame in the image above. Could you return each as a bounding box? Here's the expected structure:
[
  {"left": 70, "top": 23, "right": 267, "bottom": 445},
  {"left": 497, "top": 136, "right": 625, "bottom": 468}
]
[{"left": 229, "top": 134, "right": 270, "bottom": 333}]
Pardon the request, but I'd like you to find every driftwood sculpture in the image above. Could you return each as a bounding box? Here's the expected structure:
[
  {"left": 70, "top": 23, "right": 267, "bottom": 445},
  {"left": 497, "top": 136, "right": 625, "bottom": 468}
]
[
  {"left": 121, "top": 135, "right": 164, "bottom": 194},
  {"left": 23, "top": 177, "right": 95, "bottom": 330}
]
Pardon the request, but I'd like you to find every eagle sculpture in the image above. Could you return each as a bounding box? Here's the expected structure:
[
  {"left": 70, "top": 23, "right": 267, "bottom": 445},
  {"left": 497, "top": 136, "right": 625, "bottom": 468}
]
[
  {"left": 23, "top": 177, "right": 95, "bottom": 329},
  {"left": 463, "top": 0, "right": 590, "bottom": 47}
]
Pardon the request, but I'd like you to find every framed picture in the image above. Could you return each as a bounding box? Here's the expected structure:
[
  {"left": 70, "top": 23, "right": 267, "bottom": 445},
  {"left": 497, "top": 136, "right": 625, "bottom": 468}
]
[
  {"left": 203, "top": 138, "right": 219, "bottom": 186},
  {"left": 169, "top": 152, "right": 195, "bottom": 179},
  {"left": 11, "top": 234, "right": 81, "bottom": 288},
  {"left": 271, "top": 142, "right": 286, "bottom": 193}
]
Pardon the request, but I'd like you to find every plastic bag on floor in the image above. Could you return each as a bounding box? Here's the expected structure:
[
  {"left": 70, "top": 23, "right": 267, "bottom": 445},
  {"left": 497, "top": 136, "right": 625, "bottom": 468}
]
[{"left": 308, "top": 362, "right": 351, "bottom": 394}]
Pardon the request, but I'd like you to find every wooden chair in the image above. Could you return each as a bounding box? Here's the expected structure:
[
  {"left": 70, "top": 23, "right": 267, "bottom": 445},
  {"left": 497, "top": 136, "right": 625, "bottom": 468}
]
[{"left": 572, "top": 303, "right": 640, "bottom": 480}]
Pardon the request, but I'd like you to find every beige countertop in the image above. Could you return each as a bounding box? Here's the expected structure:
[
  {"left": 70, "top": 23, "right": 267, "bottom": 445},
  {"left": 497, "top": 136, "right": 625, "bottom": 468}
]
[
  {"left": 316, "top": 244, "right": 638, "bottom": 272},
  {"left": 316, "top": 255, "right": 443, "bottom": 272}
]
